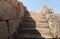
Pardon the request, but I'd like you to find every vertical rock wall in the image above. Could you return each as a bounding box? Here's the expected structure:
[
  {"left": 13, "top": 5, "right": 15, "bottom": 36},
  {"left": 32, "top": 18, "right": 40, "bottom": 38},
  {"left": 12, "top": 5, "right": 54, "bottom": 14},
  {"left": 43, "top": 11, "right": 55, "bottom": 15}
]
[{"left": 0, "top": 0, "right": 26, "bottom": 39}]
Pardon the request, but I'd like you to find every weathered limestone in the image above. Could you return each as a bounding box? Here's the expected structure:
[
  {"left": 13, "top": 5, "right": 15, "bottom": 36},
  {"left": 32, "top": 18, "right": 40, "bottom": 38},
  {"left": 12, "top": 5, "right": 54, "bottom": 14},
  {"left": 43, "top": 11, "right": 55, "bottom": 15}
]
[
  {"left": 0, "top": 1, "right": 17, "bottom": 20},
  {"left": 18, "top": 11, "right": 53, "bottom": 38},
  {"left": 0, "top": 21, "right": 8, "bottom": 39},
  {"left": 0, "top": 0, "right": 26, "bottom": 20},
  {"left": 42, "top": 6, "right": 54, "bottom": 15},
  {"left": 57, "top": 21, "right": 60, "bottom": 38},
  {"left": 17, "top": 2, "right": 25, "bottom": 18},
  {"left": 46, "top": 14, "right": 60, "bottom": 38},
  {"left": 0, "top": 0, "right": 25, "bottom": 39},
  {"left": 7, "top": 0, "right": 25, "bottom": 18},
  {"left": 8, "top": 19, "right": 22, "bottom": 39}
]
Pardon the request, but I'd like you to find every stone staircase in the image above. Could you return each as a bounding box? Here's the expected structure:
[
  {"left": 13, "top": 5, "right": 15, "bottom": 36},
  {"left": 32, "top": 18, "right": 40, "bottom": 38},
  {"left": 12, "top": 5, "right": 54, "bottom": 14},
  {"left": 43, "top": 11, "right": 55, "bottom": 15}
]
[{"left": 17, "top": 13, "right": 53, "bottom": 39}]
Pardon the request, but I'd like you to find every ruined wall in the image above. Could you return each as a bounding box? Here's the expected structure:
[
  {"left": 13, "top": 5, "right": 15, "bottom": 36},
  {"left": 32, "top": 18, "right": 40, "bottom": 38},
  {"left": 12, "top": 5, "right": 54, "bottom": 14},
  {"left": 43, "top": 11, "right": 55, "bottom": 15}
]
[
  {"left": 46, "top": 14, "right": 60, "bottom": 38},
  {"left": 42, "top": 6, "right": 60, "bottom": 38},
  {"left": 0, "top": 0, "right": 26, "bottom": 39}
]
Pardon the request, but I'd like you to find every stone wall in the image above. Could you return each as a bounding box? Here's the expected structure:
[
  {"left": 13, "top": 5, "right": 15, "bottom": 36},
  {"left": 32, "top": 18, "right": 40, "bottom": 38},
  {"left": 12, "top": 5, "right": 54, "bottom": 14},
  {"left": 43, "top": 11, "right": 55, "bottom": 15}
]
[
  {"left": 42, "top": 6, "right": 60, "bottom": 38},
  {"left": 0, "top": 0, "right": 26, "bottom": 39},
  {"left": 46, "top": 14, "right": 60, "bottom": 38}
]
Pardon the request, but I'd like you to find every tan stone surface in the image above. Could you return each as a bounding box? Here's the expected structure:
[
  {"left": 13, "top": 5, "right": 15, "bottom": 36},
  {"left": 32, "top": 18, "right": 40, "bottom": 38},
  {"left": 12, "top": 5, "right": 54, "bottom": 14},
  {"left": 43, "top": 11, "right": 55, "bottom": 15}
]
[
  {"left": 0, "top": 1, "right": 17, "bottom": 20},
  {"left": 47, "top": 14, "right": 60, "bottom": 37},
  {"left": 0, "top": 0, "right": 25, "bottom": 20},
  {"left": 18, "top": 11, "right": 53, "bottom": 38}
]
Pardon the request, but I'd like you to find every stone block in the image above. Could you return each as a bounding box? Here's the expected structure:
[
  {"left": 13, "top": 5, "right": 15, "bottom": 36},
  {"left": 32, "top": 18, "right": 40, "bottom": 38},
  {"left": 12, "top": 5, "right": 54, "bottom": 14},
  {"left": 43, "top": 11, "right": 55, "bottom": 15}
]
[
  {"left": 0, "top": 21, "right": 8, "bottom": 39},
  {"left": 0, "top": 1, "right": 17, "bottom": 20},
  {"left": 8, "top": 19, "right": 22, "bottom": 39}
]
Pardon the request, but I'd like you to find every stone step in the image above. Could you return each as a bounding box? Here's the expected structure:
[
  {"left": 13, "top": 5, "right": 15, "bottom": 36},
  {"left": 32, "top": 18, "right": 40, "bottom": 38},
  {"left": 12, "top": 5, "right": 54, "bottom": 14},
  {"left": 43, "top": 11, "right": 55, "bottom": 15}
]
[
  {"left": 21, "top": 23, "right": 48, "bottom": 25},
  {"left": 36, "top": 23, "right": 48, "bottom": 28},
  {"left": 24, "top": 13, "right": 39, "bottom": 17},
  {"left": 20, "top": 23, "right": 48, "bottom": 28},
  {"left": 24, "top": 17, "right": 46, "bottom": 20},
  {"left": 16, "top": 33, "right": 44, "bottom": 38},
  {"left": 16, "top": 33, "right": 52, "bottom": 38},
  {"left": 22, "top": 19, "right": 35, "bottom": 23},
  {"left": 19, "top": 30, "right": 50, "bottom": 35},
  {"left": 23, "top": 16, "right": 46, "bottom": 20},
  {"left": 19, "top": 28, "right": 50, "bottom": 30},
  {"left": 22, "top": 17, "right": 47, "bottom": 22},
  {"left": 41, "top": 34, "right": 52, "bottom": 38},
  {"left": 19, "top": 28, "right": 50, "bottom": 34},
  {"left": 24, "top": 13, "right": 46, "bottom": 19},
  {"left": 22, "top": 19, "right": 47, "bottom": 23}
]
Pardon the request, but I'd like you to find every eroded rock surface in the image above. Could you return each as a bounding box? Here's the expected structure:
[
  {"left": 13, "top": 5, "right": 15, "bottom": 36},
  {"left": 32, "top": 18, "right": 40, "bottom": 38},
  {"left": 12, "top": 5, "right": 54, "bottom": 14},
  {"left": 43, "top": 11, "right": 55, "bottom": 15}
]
[
  {"left": 0, "top": 0, "right": 25, "bottom": 20},
  {"left": 0, "top": 0, "right": 25, "bottom": 39}
]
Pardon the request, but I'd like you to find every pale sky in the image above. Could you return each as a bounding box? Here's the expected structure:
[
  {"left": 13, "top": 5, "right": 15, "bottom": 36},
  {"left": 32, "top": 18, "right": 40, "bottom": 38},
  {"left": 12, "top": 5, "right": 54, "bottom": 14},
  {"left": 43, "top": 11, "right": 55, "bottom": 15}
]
[{"left": 19, "top": 0, "right": 60, "bottom": 14}]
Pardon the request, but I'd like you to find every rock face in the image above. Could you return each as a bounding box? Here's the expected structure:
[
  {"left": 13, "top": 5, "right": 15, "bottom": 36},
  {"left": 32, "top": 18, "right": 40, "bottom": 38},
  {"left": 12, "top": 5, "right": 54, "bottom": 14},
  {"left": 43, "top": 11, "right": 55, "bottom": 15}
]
[
  {"left": 46, "top": 14, "right": 60, "bottom": 38},
  {"left": 0, "top": 1, "right": 17, "bottom": 20},
  {"left": 16, "top": 12, "right": 53, "bottom": 39},
  {"left": 8, "top": 19, "right": 22, "bottom": 39},
  {"left": 42, "top": 6, "right": 54, "bottom": 15},
  {"left": 0, "top": 0, "right": 25, "bottom": 20},
  {"left": 0, "top": 21, "right": 8, "bottom": 39},
  {"left": 0, "top": 0, "right": 25, "bottom": 39}
]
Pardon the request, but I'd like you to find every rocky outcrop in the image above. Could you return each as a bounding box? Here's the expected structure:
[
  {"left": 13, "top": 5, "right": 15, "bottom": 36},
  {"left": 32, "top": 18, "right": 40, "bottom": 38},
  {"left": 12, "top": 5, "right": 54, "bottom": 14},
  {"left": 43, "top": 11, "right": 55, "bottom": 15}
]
[
  {"left": 0, "top": 1, "right": 17, "bottom": 20},
  {"left": 46, "top": 14, "right": 60, "bottom": 38},
  {"left": 0, "top": 0, "right": 26, "bottom": 39},
  {"left": 42, "top": 6, "right": 54, "bottom": 15},
  {"left": 0, "top": 0, "right": 25, "bottom": 20}
]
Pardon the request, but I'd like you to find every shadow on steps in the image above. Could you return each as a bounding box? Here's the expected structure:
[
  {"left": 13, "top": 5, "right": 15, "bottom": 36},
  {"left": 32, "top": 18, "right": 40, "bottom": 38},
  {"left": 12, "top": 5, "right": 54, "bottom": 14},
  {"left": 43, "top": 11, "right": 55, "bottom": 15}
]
[{"left": 13, "top": 11, "right": 45, "bottom": 39}]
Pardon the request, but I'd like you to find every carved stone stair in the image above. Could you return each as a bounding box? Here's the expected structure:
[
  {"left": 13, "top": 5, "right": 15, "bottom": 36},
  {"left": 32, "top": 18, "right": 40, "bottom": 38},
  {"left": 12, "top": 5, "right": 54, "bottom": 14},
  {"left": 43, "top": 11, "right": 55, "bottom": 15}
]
[{"left": 17, "top": 13, "right": 53, "bottom": 38}]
